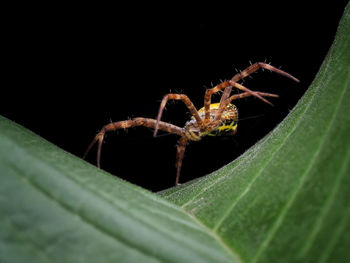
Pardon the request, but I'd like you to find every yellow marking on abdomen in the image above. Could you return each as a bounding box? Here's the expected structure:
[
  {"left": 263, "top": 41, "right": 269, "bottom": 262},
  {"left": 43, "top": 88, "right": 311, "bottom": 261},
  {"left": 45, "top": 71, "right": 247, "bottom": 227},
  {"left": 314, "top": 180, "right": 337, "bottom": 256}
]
[
  {"left": 198, "top": 103, "right": 232, "bottom": 114},
  {"left": 218, "top": 123, "right": 237, "bottom": 132}
]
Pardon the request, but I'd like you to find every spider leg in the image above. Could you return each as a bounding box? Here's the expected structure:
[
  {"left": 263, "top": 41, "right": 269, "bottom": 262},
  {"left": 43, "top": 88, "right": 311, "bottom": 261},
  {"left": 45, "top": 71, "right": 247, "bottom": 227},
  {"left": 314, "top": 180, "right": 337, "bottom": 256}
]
[
  {"left": 175, "top": 136, "right": 188, "bottom": 186},
  {"left": 204, "top": 81, "right": 231, "bottom": 123},
  {"left": 232, "top": 62, "right": 300, "bottom": 83},
  {"left": 83, "top": 118, "right": 185, "bottom": 168},
  {"left": 154, "top": 94, "right": 202, "bottom": 136},
  {"left": 228, "top": 81, "right": 274, "bottom": 106},
  {"left": 227, "top": 91, "right": 279, "bottom": 102}
]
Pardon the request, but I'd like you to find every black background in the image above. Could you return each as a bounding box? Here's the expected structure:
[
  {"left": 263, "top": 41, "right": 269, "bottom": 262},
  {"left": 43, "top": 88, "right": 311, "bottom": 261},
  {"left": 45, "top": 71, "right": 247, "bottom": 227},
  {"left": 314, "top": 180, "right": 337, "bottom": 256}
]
[{"left": 2, "top": 2, "right": 348, "bottom": 191}]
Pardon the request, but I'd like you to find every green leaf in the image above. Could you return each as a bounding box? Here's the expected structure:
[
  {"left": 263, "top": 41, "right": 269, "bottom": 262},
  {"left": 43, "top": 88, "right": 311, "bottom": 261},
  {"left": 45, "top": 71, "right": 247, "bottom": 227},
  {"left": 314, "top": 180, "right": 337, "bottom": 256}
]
[{"left": 1, "top": 4, "right": 349, "bottom": 263}]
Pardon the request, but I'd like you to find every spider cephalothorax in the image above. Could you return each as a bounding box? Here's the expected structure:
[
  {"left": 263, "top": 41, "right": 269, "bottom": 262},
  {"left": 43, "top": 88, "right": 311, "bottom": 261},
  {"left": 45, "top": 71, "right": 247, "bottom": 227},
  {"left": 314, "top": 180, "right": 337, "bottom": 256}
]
[{"left": 84, "top": 62, "right": 299, "bottom": 186}]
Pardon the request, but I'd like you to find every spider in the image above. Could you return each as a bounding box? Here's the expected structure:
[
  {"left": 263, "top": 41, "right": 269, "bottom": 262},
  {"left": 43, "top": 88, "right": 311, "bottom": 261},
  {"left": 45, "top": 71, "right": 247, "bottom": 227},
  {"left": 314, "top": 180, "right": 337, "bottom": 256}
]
[{"left": 83, "top": 62, "right": 299, "bottom": 186}]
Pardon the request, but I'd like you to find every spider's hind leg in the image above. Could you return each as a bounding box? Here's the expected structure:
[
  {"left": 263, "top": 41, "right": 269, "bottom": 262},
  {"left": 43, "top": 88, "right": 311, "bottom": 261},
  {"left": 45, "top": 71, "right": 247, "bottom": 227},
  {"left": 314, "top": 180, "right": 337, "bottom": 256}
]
[{"left": 211, "top": 63, "right": 300, "bottom": 127}]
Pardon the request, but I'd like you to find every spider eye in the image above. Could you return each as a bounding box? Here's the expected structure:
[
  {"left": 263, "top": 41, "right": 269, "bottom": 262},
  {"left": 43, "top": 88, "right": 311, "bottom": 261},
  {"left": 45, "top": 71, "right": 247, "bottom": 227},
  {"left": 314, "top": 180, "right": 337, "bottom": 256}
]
[
  {"left": 191, "top": 130, "right": 200, "bottom": 137},
  {"left": 186, "top": 129, "right": 201, "bottom": 141}
]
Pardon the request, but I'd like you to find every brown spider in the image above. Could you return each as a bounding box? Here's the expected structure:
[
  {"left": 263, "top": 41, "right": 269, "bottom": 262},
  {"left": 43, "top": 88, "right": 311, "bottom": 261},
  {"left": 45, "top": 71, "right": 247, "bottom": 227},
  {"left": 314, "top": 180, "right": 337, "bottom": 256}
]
[{"left": 83, "top": 62, "right": 299, "bottom": 186}]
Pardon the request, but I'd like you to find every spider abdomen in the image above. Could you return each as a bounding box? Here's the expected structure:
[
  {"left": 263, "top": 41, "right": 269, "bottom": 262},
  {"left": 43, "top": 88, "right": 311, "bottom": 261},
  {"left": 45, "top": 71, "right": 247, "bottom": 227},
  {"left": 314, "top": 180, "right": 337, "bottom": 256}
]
[
  {"left": 203, "top": 103, "right": 238, "bottom": 136},
  {"left": 197, "top": 103, "right": 238, "bottom": 121}
]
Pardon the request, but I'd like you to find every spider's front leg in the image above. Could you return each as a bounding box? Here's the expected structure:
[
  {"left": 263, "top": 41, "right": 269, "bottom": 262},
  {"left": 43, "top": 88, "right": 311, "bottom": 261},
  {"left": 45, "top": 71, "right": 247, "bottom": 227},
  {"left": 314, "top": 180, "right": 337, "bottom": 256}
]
[
  {"left": 232, "top": 62, "right": 300, "bottom": 83},
  {"left": 154, "top": 94, "right": 203, "bottom": 136},
  {"left": 84, "top": 118, "right": 185, "bottom": 168}
]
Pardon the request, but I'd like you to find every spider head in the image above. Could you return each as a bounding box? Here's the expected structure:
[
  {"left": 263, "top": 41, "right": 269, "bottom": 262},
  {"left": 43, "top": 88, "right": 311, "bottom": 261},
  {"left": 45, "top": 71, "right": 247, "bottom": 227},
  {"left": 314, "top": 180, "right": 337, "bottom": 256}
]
[{"left": 184, "top": 121, "right": 202, "bottom": 141}]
